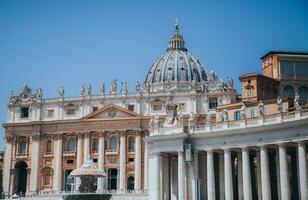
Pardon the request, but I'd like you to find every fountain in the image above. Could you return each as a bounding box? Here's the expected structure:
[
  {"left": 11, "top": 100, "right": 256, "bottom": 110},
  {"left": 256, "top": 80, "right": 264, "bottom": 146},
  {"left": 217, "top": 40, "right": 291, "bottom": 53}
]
[{"left": 62, "top": 154, "right": 111, "bottom": 200}]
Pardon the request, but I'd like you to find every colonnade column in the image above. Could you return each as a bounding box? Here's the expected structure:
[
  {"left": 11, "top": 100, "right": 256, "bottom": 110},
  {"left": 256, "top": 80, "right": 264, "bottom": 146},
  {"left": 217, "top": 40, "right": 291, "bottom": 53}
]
[
  {"left": 242, "top": 147, "right": 252, "bottom": 200},
  {"left": 134, "top": 131, "right": 142, "bottom": 192},
  {"left": 207, "top": 150, "right": 215, "bottom": 200},
  {"left": 224, "top": 149, "right": 233, "bottom": 200},
  {"left": 260, "top": 146, "right": 271, "bottom": 200},
  {"left": 144, "top": 136, "right": 149, "bottom": 191},
  {"left": 83, "top": 132, "right": 90, "bottom": 162},
  {"left": 297, "top": 142, "right": 307, "bottom": 200},
  {"left": 53, "top": 133, "right": 63, "bottom": 193},
  {"left": 178, "top": 150, "right": 186, "bottom": 200},
  {"left": 148, "top": 152, "right": 161, "bottom": 200},
  {"left": 278, "top": 144, "right": 291, "bottom": 200},
  {"left": 119, "top": 131, "right": 126, "bottom": 192},
  {"left": 29, "top": 133, "right": 40, "bottom": 194},
  {"left": 97, "top": 132, "right": 105, "bottom": 192}
]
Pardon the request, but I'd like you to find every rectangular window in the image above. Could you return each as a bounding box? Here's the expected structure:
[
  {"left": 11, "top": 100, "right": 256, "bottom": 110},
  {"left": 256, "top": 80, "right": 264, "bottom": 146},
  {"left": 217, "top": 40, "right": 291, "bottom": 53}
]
[
  {"left": 153, "top": 104, "right": 162, "bottom": 111},
  {"left": 209, "top": 98, "right": 218, "bottom": 109},
  {"left": 66, "top": 108, "right": 76, "bottom": 116},
  {"left": 234, "top": 111, "right": 241, "bottom": 120},
  {"left": 47, "top": 109, "right": 54, "bottom": 117},
  {"left": 128, "top": 104, "right": 135, "bottom": 112},
  {"left": 128, "top": 157, "right": 134, "bottom": 162},
  {"left": 247, "top": 88, "right": 253, "bottom": 97},
  {"left": 20, "top": 107, "right": 29, "bottom": 118},
  {"left": 295, "top": 61, "right": 308, "bottom": 77},
  {"left": 250, "top": 108, "right": 255, "bottom": 118},
  {"left": 280, "top": 60, "right": 295, "bottom": 78}
]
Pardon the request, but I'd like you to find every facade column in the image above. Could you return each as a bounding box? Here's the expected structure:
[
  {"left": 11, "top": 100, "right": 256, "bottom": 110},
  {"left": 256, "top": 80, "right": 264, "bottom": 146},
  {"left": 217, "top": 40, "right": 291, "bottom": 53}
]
[
  {"left": 83, "top": 132, "right": 90, "bottom": 162},
  {"left": 178, "top": 151, "right": 186, "bottom": 200},
  {"left": 191, "top": 151, "right": 199, "bottom": 200},
  {"left": 256, "top": 151, "right": 262, "bottom": 199},
  {"left": 119, "top": 131, "right": 126, "bottom": 192},
  {"left": 224, "top": 149, "right": 233, "bottom": 200},
  {"left": 97, "top": 132, "right": 105, "bottom": 192},
  {"left": 3, "top": 135, "right": 14, "bottom": 197},
  {"left": 53, "top": 133, "right": 63, "bottom": 193},
  {"left": 134, "top": 131, "right": 142, "bottom": 192},
  {"left": 242, "top": 147, "right": 252, "bottom": 200},
  {"left": 260, "top": 146, "right": 271, "bottom": 200},
  {"left": 207, "top": 150, "right": 215, "bottom": 200},
  {"left": 162, "top": 154, "right": 170, "bottom": 200},
  {"left": 29, "top": 133, "right": 40, "bottom": 194},
  {"left": 75, "top": 133, "right": 83, "bottom": 191},
  {"left": 278, "top": 144, "right": 291, "bottom": 200},
  {"left": 144, "top": 136, "right": 149, "bottom": 191},
  {"left": 297, "top": 142, "right": 307, "bottom": 200},
  {"left": 148, "top": 153, "right": 161, "bottom": 200}
]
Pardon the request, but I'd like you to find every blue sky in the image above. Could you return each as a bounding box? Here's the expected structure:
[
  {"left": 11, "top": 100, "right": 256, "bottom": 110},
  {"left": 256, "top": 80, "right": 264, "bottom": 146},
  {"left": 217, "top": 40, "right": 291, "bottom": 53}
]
[{"left": 1, "top": 0, "right": 308, "bottom": 149}]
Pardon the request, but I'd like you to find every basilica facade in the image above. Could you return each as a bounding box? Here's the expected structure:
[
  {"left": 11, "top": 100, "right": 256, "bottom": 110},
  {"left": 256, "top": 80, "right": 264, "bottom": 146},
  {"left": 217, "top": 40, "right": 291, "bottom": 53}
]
[{"left": 2, "top": 22, "right": 308, "bottom": 200}]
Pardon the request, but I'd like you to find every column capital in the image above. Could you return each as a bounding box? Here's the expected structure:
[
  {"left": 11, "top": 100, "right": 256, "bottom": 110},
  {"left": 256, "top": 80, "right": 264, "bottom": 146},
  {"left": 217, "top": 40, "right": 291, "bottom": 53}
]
[
  {"left": 84, "top": 132, "right": 91, "bottom": 138},
  {"left": 99, "top": 131, "right": 106, "bottom": 137},
  {"left": 5, "top": 135, "right": 14, "bottom": 143},
  {"left": 241, "top": 146, "right": 250, "bottom": 151},
  {"left": 54, "top": 133, "right": 63, "bottom": 140},
  {"left": 77, "top": 132, "right": 84, "bottom": 138},
  {"left": 31, "top": 133, "right": 41, "bottom": 141},
  {"left": 296, "top": 140, "right": 306, "bottom": 146}
]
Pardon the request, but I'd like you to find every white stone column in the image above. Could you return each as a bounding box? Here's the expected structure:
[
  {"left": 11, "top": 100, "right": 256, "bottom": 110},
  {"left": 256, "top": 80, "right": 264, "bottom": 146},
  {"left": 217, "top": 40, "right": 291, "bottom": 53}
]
[
  {"left": 53, "top": 134, "right": 63, "bottom": 193},
  {"left": 119, "top": 131, "right": 126, "bottom": 192},
  {"left": 207, "top": 150, "right": 215, "bottom": 200},
  {"left": 144, "top": 136, "right": 149, "bottom": 191},
  {"left": 278, "top": 144, "right": 290, "bottom": 200},
  {"left": 260, "top": 146, "right": 271, "bottom": 200},
  {"left": 298, "top": 142, "right": 307, "bottom": 200},
  {"left": 148, "top": 153, "right": 161, "bottom": 200},
  {"left": 191, "top": 151, "right": 199, "bottom": 200},
  {"left": 83, "top": 132, "right": 90, "bottom": 162},
  {"left": 242, "top": 147, "right": 252, "bottom": 200},
  {"left": 224, "top": 149, "right": 233, "bottom": 200},
  {"left": 219, "top": 153, "right": 225, "bottom": 200},
  {"left": 256, "top": 151, "right": 262, "bottom": 199},
  {"left": 237, "top": 153, "right": 243, "bottom": 200},
  {"left": 134, "top": 131, "right": 142, "bottom": 192},
  {"left": 162, "top": 154, "right": 170, "bottom": 200},
  {"left": 75, "top": 133, "right": 83, "bottom": 191},
  {"left": 178, "top": 151, "right": 185, "bottom": 200},
  {"left": 3, "top": 136, "right": 13, "bottom": 197},
  {"left": 97, "top": 132, "right": 105, "bottom": 192},
  {"left": 29, "top": 133, "right": 40, "bottom": 194}
]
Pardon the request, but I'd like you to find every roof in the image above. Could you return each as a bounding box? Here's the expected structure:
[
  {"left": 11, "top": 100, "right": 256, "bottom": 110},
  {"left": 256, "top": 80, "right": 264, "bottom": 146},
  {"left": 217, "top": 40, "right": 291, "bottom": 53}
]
[
  {"left": 239, "top": 72, "right": 280, "bottom": 82},
  {"left": 261, "top": 50, "right": 308, "bottom": 59}
]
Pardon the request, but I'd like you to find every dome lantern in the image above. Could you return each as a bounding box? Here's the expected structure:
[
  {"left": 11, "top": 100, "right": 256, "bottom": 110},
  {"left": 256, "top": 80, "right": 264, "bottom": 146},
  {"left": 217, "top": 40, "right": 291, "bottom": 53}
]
[{"left": 167, "top": 19, "right": 187, "bottom": 51}]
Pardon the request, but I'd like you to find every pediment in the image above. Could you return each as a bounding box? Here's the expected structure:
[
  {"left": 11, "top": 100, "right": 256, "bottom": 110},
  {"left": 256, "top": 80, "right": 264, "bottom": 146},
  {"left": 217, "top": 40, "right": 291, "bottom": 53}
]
[{"left": 83, "top": 104, "right": 140, "bottom": 120}]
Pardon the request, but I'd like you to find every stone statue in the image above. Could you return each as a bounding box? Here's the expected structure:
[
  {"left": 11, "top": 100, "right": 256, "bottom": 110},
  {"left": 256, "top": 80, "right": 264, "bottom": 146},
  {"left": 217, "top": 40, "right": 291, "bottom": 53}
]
[
  {"left": 226, "top": 77, "right": 234, "bottom": 90},
  {"left": 135, "top": 81, "right": 141, "bottom": 94},
  {"left": 191, "top": 79, "right": 197, "bottom": 90},
  {"left": 9, "top": 90, "right": 17, "bottom": 103},
  {"left": 121, "top": 81, "right": 127, "bottom": 95},
  {"left": 240, "top": 103, "right": 246, "bottom": 119},
  {"left": 209, "top": 70, "right": 216, "bottom": 80},
  {"left": 294, "top": 92, "right": 302, "bottom": 110},
  {"left": 87, "top": 84, "right": 92, "bottom": 96},
  {"left": 99, "top": 83, "right": 105, "bottom": 95},
  {"left": 111, "top": 80, "right": 117, "bottom": 94},
  {"left": 276, "top": 96, "right": 283, "bottom": 113},
  {"left": 189, "top": 112, "right": 195, "bottom": 127},
  {"left": 154, "top": 114, "right": 160, "bottom": 128},
  {"left": 258, "top": 100, "right": 265, "bottom": 116},
  {"left": 149, "top": 117, "right": 154, "bottom": 129},
  {"left": 222, "top": 108, "right": 228, "bottom": 122},
  {"left": 59, "top": 87, "right": 65, "bottom": 99},
  {"left": 80, "top": 85, "right": 85, "bottom": 96},
  {"left": 35, "top": 88, "right": 42, "bottom": 99}
]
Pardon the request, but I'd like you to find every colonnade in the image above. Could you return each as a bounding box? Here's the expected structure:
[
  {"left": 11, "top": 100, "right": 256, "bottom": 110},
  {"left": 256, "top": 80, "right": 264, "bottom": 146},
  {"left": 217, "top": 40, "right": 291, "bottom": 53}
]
[{"left": 150, "top": 142, "right": 308, "bottom": 200}]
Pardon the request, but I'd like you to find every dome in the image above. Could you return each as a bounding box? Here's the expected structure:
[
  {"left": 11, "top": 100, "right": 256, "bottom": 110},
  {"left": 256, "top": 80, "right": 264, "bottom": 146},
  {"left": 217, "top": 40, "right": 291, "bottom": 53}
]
[{"left": 145, "top": 21, "right": 207, "bottom": 87}]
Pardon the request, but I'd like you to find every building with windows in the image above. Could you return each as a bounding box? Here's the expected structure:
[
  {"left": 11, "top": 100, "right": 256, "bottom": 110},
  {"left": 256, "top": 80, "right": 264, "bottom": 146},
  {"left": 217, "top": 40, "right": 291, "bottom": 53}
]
[
  {"left": 2, "top": 22, "right": 308, "bottom": 200},
  {"left": 2, "top": 23, "right": 237, "bottom": 199}
]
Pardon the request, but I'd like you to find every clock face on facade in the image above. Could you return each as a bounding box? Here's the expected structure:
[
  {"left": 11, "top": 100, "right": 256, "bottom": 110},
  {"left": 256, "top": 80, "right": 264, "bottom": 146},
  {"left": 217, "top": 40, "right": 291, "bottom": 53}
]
[{"left": 108, "top": 107, "right": 117, "bottom": 118}]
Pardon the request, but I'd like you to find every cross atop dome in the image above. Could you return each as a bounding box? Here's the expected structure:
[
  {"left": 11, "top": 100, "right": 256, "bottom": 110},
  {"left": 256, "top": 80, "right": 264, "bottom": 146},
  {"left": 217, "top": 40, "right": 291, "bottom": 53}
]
[{"left": 167, "top": 19, "right": 187, "bottom": 51}]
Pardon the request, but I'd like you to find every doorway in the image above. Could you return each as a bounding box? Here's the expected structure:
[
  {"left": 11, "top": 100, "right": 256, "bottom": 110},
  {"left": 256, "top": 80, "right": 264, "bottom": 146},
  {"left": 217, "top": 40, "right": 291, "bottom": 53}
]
[
  {"left": 108, "top": 168, "right": 118, "bottom": 190},
  {"left": 15, "top": 161, "right": 28, "bottom": 196}
]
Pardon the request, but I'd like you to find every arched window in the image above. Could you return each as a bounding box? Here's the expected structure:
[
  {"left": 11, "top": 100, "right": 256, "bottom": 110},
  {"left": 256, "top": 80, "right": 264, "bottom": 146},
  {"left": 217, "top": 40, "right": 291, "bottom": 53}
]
[
  {"left": 110, "top": 136, "right": 117, "bottom": 150},
  {"left": 19, "top": 140, "right": 27, "bottom": 155},
  {"left": 46, "top": 140, "right": 52, "bottom": 153},
  {"left": 299, "top": 86, "right": 308, "bottom": 102},
  {"left": 283, "top": 85, "right": 294, "bottom": 99},
  {"left": 92, "top": 138, "right": 98, "bottom": 153},
  {"left": 128, "top": 137, "right": 135, "bottom": 152},
  {"left": 67, "top": 138, "right": 76, "bottom": 152},
  {"left": 127, "top": 176, "right": 134, "bottom": 191}
]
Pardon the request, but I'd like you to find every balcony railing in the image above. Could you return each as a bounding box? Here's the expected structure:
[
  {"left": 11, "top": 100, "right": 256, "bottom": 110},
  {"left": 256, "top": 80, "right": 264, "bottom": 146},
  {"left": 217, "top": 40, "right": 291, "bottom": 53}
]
[
  {"left": 63, "top": 151, "right": 76, "bottom": 156},
  {"left": 106, "top": 149, "right": 118, "bottom": 155}
]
